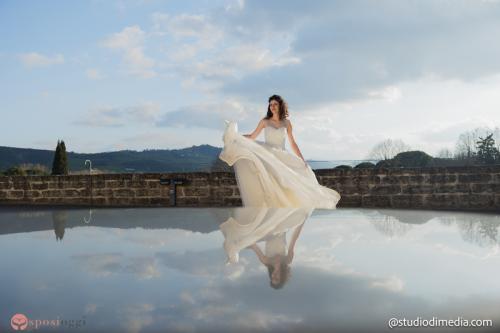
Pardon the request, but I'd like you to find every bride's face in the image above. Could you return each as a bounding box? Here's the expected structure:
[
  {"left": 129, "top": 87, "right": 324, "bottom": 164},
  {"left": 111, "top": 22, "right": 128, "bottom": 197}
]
[
  {"left": 271, "top": 260, "right": 281, "bottom": 284},
  {"left": 269, "top": 100, "right": 279, "bottom": 114}
]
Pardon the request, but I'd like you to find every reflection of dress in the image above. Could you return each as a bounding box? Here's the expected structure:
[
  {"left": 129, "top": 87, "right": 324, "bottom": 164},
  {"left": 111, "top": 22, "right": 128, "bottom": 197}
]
[
  {"left": 219, "top": 120, "right": 341, "bottom": 208},
  {"left": 220, "top": 207, "right": 313, "bottom": 263},
  {"left": 264, "top": 233, "right": 287, "bottom": 258}
]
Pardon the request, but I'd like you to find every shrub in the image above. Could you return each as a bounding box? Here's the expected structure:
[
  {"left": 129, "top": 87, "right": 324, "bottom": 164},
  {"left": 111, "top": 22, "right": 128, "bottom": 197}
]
[
  {"left": 335, "top": 165, "right": 353, "bottom": 170},
  {"left": 20, "top": 163, "right": 50, "bottom": 175},
  {"left": 375, "top": 160, "right": 394, "bottom": 168},
  {"left": 3, "top": 166, "right": 27, "bottom": 176},
  {"left": 393, "top": 151, "right": 433, "bottom": 167},
  {"left": 354, "top": 162, "right": 375, "bottom": 169}
]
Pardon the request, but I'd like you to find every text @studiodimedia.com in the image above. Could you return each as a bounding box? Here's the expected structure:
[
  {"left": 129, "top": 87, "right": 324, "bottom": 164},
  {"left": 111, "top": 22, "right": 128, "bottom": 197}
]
[{"left": 388, "top": 317, "right": 493, "bottom": 329}]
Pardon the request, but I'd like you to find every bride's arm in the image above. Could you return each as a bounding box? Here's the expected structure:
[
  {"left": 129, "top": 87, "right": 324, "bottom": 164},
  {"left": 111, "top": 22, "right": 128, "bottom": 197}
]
[
  {"left": 243, "top": 119, "right": 265, "bottom": 140},
  {"left": 286, "top": 120, "right": 306, "bottom": 163},
  {"left": 287, "top": 222, "right": 305, "bottom": 264},
  {"left": 250, "top": 243, "right": 269, "bottom": 264}
]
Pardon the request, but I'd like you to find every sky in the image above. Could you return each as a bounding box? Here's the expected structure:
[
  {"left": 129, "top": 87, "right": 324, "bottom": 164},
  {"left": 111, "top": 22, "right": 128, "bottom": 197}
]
[{"left": 2, "top": 0, "right": 500, "bottom": 160}]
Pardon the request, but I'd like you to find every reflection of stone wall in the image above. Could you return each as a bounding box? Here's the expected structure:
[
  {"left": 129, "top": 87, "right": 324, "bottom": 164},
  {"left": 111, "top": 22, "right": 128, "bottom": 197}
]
[{"left": 0, "top": 166, "right": 499, "bottom": 210}]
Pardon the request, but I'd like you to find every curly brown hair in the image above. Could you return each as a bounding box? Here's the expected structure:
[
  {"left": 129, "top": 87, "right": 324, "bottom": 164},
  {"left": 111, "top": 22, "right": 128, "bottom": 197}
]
[
  {"left": 265, "top": 95, "right": 289, "bottom": 121},
  {"left": 266, "top": 258, "right": 291, "bottom": 289}
]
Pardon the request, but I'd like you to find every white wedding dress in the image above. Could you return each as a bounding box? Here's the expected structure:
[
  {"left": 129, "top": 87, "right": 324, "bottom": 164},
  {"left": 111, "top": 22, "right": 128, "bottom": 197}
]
[
  {"left": 220, "top": 207, "right": 313, "bottom": 264},
  {"left": 219, "top": 119, "right": 341, "bottom": 208}
]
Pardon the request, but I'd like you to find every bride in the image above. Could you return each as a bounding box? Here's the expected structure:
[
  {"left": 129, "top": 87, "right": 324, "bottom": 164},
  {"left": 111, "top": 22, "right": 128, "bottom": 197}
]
[
  {"left": 220, "top": 207, "right": 313, "bottom": 289},
  {"left": 219, "top": 95, "right": 341, "bottom": 208}
]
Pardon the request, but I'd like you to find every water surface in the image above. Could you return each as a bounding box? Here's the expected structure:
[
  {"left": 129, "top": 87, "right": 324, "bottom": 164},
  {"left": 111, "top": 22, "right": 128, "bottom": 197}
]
[{"left": 1, "top": 207, "right": 499, "bottom": 332}]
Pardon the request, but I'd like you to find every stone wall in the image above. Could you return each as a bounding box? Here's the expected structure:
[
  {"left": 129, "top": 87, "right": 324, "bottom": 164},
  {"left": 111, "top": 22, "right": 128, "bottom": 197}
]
[
  {"left": 0, "top": 173, "right": 240, "bottom": 207},
  {"left": 1, "top": 165, "right": 500, "bottom": 211},
  {"left": 315, "top": 165, "right": 500, "bottom": 211}
]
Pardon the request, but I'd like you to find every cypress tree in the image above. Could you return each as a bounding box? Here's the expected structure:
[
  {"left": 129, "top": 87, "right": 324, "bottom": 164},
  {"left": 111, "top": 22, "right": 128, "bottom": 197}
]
[
  {"left": 60, "top": 140, "right": 69, "bottom": 175},
  {"left": 51, "top": 140, "right": 62, "bottom": 175}
]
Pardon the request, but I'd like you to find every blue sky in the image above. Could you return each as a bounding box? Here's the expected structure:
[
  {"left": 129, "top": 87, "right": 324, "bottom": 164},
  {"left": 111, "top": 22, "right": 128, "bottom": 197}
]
[{"left": 2, "top": 0, "right": 500, "bottom": 159}]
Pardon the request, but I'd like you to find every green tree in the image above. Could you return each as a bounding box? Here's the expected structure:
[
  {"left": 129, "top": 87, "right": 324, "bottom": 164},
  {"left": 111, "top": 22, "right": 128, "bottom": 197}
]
[
  {"left": 51, "top": 140, "right": 62, "bottom": 175},
  {"left": 51, "top": 140, "right": 69, "bottom": 175},
  {"left": 476, "top": 133, "right": 499, "bottom": 165},
  {"left": 60, "top": 140, "right": 69, "bottom": 175}
]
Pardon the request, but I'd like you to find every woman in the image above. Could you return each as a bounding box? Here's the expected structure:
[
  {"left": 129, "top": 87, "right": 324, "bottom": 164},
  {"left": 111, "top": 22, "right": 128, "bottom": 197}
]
[
  {"left": 219, "top": 94, "right": 340, "bottom": 208},
  {"left": 243, "top": 95, "right": 307, "bottom": 166},
  {"left": 250, "top": 222, "right": 303, "bottom": 290},
  {"left": 220, "top": 206, "right": 312, "bottom": 289},
  {"left": 250, "top": 224, "right": 303, "bottom": 289}
]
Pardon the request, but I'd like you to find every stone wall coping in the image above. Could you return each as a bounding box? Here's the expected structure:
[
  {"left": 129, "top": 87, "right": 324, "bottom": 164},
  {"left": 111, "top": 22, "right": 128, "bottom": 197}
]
[{"left": 2, "top": 165, "right": 500, "bottom": 181}]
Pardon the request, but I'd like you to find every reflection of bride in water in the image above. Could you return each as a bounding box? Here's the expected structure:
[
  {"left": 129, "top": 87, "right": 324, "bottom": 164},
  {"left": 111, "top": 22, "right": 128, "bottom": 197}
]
[{"left": 220, "top": 207, "right": 313, "bottom": 289}]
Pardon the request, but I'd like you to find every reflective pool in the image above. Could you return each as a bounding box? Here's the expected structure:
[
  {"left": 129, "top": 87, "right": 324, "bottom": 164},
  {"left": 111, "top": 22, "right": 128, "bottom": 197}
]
[{"left": 1, "top": 207, "right": 499, "bottom": 332}]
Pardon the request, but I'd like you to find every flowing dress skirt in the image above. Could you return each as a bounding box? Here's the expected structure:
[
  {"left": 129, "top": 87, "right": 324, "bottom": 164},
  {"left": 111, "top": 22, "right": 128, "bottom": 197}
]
[{"left": 219, "top": 121, "right": 341, "bottom": 208}]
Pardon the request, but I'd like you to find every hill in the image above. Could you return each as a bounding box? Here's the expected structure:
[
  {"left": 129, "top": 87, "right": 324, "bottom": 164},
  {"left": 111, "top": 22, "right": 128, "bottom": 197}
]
[{"left": 0, "top": 145, "right": 231, "bottom": 173}]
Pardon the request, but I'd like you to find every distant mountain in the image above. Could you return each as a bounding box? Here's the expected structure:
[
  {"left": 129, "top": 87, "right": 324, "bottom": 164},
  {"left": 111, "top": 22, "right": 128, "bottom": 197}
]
[
  {"left": 0, "top": 145, "right": 368, "bottom": 174},
  {"left": 0, "top": 145, "right": 231, "bottom": 173}
]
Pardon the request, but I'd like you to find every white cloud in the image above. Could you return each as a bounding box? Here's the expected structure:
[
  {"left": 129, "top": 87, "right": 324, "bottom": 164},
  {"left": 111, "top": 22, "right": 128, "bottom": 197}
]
[
  {"left": 18, "top": 52, "right": 65, "bottom": 68},
  {"left": 74, "top": 106, "right": 126, "bottom": 127},
  {"left": 123, "top": 47, "right": 156, "bottom": 78},
  {"left": 71, "top": 253, "right": 161, "bottom": 280},
  {"left": 157, "top": 99, "right": 253, "bottom": 130},
  {"left": 127, "top": 101, "right": 161, "bottom": 122},
  {"left": 368, "top": 86, "right": 402, "bottom": 103},
  {"left": 149, "top": 11, "right": 301, "bottom": 90},
  {"left": 283, "top": 73, "right": 500, "bottom": 159},
  {"left": 74, "top": 102, "right": 161, "bottom": 127},
  {"left": 118, "top": 303, "right": 155, "bottom": 333},
  {"left": 101, "top": 25, "right": 156, "bottom": 78},
  {"left": 71, "top": 253, "right": 123, "bottom": 277},
  {"left": 221, "top": 0, "right": 500, "bottom": 107},
  {"left": 194, "top": 44, "right": 301, "bottom": 79},
  {"left": 102, "top": 25, "right": 144, "bottom": 49},
  {"left": 84, "top": 303, "right": 99, "bottom": 315},
  {"left": 152, "top": 12, "right": 222, "bottom": 47},
  {"left": 85, "top": 68, "right": 105, "bottom": 80},
  {"left": 123, "top": 257, "right": 161, "bottom": 279},
  {"left": 224, "top": 0, "right": 245, "bottom": 12},
  {"left": 370, "top": 275, "right": 405, "bottom": 292}
]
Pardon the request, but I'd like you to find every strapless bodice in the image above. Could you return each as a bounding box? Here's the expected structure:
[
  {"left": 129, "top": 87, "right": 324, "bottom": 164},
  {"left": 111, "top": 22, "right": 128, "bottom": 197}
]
[{"left": 264, "top": 126, "right": 286, "bottom": 149}]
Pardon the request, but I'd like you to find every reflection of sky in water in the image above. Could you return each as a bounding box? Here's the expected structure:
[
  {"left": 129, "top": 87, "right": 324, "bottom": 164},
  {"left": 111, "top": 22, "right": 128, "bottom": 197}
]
[{"left": 0, "top": 207, "right": 499, "bottom": 332}]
